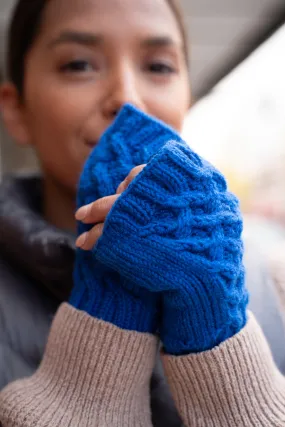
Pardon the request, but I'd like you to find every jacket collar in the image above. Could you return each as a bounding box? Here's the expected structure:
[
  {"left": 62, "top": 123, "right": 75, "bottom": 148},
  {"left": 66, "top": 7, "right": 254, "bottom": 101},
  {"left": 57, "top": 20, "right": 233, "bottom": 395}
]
[{"left": 0, "top": 175, "right": 75, "bottom": 301}]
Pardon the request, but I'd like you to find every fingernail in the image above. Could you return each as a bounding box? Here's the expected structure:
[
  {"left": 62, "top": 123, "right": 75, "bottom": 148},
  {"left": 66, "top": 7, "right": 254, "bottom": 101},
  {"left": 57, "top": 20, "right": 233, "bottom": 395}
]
[
  {"left": 76, "top": 232, "right": 88, "bottom": 248},
  {"left": 75, "top": 206, "right": 88, "bottom": 221}
]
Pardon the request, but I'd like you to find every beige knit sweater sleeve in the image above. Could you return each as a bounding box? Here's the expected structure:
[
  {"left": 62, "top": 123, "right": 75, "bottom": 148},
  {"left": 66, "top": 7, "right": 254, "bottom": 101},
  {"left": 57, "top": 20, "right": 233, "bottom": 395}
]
[
  {"left": 163, "top": 313, "right": 285, "bottom": 426},
  {"left": 0, "top": 304, "right": 158, "bottom": 427},
  {"left": 1, "top": 305, "right": 285, "bottom": 427}
]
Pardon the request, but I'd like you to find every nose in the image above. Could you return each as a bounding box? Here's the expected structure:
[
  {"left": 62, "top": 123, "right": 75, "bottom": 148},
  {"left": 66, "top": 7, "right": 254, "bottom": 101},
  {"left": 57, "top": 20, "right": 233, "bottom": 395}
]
[{"left": 101, "top": 65, "right": 144, "bottom": 120}]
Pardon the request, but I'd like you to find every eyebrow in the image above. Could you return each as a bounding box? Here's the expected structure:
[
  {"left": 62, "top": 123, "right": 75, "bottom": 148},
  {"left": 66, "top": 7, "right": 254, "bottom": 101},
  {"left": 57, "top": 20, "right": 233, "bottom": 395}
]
[
  {"left": 48, "top": 31, "right": 180, "bottom": 51},
  {"left": 48, "top": 31, "right": 103, "bottom": 49},
  {"left": 142, "top": 36, "right": 178, "bottom": 49}
]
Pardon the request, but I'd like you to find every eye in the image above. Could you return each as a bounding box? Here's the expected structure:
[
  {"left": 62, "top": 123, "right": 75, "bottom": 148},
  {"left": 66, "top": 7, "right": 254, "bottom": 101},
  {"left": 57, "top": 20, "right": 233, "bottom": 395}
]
[
  {"left": 147, "top": 62, "right": 176, "bottom": 74},
  {"left": 60, "top": 60, "right": 95, "bottom": 73}
]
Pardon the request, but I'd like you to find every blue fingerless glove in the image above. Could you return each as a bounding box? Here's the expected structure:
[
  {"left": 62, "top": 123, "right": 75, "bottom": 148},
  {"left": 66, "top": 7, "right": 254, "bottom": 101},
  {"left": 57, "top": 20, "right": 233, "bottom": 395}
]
[
  {"left": 70, "top": 104, "right": 183, "bottom": 334},
  {"left": 95, "top": 140, "right": 248, "bottom": 353}
]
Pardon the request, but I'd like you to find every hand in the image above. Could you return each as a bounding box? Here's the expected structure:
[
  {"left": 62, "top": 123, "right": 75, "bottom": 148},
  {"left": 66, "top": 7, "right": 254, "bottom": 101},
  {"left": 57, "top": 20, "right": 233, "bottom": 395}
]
[
  {"left": 71, "top": 163, "right": 158, "bottom": 334},
  {"left": 71, "top": 103, "right": 185, "bottom": 335},
  {"left": 75, "top": 165, "right": 146, "bottom": 250},
  {"left": 93, "top": 141, "right": 248, "bottom": 355}
]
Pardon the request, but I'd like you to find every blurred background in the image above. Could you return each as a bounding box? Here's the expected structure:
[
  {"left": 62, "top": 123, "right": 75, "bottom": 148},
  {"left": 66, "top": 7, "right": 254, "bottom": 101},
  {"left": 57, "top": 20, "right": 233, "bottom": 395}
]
[{"left": 0, "top": 0, "right": 285, "bottom": 245}]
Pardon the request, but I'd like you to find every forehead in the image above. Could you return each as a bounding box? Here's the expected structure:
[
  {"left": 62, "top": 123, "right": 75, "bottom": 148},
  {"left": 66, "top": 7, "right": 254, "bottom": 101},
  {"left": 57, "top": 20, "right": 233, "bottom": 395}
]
[{"left": 39, "top": 0, "right": 182, "bottom": 42}]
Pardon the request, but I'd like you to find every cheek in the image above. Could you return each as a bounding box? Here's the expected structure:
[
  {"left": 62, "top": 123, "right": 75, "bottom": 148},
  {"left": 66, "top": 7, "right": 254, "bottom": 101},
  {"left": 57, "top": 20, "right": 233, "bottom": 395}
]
[
  {"left": 23, "top": 65, "right": 98, "bottom": 155},
  {"left": 25, "top": 81, "right": 86, "bottom": 137},
  {"left": 23, "top": 78, "right": 95, "bottom": 190},
  {"left": 147, "top": 78, "right": 190, "bottom": 133}
]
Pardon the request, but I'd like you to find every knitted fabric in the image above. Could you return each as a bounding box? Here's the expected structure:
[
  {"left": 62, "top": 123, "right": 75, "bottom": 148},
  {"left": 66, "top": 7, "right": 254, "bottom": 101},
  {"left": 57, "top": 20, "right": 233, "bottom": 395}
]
[
  {"left": 70, "top": 104, "right": 183, "bottom": 333},
  {"left": 95, "top": 140, "right": 249, "bottom": 354}
]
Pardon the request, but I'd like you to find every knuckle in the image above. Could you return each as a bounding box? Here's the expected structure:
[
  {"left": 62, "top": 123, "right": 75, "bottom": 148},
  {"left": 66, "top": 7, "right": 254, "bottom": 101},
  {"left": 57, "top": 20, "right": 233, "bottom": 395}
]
[
  {"left": 98, "top": 197, "right": 109, "bottom": 211},
  {"left": 92, "top": 223, "right": 104, "bottom": 241},
  {"left": 85, "top": 233, "right": 95, "bottom": 250},
  {"left": 89, "top": 202, "right": 98, "bottom": 218},
  {"left": 84, "top": 226, "right": 101, "bottom": 249},
  {"left": 90, "top": 197, "right": 109, "bottom": 219}
]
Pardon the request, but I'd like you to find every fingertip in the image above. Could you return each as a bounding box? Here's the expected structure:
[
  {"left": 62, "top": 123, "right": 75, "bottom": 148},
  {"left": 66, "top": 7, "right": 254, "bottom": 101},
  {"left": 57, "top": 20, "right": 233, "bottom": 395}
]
[
  {"left": 76, "top": 232, "right": 88, "bottom": 249},
  {"left": 75, "top": 223, "right": 105, "bottom": 251},
  {"left": 75, "top": 204, "right": 90, "bottom": 221}
]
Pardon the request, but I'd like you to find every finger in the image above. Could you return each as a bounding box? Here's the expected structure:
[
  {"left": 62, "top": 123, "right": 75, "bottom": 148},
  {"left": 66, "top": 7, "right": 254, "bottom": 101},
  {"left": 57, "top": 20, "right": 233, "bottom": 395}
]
[
  {"left": 76, "top": 223, "right": 104, "bottom": 250},
  {"left": 116, "top": 164, "right": 146, "bottom": 194},
  {"left": 75, "top": 194, "right": 119, "bottom": 224}
]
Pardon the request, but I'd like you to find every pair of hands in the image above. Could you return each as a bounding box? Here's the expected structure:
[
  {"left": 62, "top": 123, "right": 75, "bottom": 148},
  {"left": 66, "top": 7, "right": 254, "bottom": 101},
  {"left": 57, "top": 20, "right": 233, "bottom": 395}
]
[
  {"left": 73, "top": 139, "right": 247, "bottom": 355},
  {"left": 75, "top": 165, "right": 145, "bottom": 250}
]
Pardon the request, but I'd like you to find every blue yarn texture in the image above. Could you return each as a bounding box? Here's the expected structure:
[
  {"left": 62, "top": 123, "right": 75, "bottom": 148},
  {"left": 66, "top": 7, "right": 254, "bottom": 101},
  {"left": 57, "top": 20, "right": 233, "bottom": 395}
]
[
  {"left": 71, "top": 103, "right": 248, "bottom": 352},
  {"left": 70, "top": 104, "right": 184, "bottom": 333},
  {"left": 94, "top": 128, "right": 248, "bottom": 354}
]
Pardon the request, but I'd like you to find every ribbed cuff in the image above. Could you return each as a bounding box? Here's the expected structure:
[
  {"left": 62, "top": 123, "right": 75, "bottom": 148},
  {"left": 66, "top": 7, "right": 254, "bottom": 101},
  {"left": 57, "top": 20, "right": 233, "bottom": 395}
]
[
  {"left": 96, "top": 227, "right": 247, "bottom": 353},
  {"left": 162, "top": 312, "right": 285, "bottom": 426},
  {"left": 161, "top": 276, "right": 248, "bottom": 355},
  {"left": 0, "top": 304, "right": 157, "bottom": 427},
  {"left": 70, "top": 254, "right": 158, "bottom": 333}
]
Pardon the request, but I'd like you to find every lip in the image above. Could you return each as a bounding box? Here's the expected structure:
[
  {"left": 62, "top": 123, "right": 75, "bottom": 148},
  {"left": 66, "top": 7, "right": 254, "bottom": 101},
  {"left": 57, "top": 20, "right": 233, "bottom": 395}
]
[{"left": 85, "top": 140, "right": 98, "bottom": 148}]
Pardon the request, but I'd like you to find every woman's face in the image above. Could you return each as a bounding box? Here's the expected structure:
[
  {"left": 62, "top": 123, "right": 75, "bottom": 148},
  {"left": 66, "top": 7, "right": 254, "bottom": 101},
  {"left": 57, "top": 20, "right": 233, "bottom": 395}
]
[{"left": 3, "top": 0, "right": 190, "bottom": 194}]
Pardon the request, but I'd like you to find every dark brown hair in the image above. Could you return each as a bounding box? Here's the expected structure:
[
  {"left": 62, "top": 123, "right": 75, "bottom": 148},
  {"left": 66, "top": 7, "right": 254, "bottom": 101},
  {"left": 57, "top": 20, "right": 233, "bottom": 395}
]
[{"left": 7, "top": 0, "right": 189, "bottom": 95}]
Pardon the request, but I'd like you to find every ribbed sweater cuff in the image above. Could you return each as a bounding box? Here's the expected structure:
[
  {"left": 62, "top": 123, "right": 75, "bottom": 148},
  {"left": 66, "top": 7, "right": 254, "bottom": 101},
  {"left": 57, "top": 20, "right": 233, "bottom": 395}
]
[
  {"left": 163, "top": 312, "right": 285, "bottom": 426},
  {"left": 71, "top": 256, "right": 158, "bottom": 334},
  {"left": 0, "top": 303, "right": 157, "bottom": 427}
]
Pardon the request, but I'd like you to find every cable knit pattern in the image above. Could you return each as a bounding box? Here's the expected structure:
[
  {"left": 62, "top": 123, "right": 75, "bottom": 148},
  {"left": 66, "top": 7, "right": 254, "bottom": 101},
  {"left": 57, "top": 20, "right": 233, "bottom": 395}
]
[
  {"left": 70, "top": 104, "right": 183, "bottom": 333},
  {"left": 95, "top": 140, "right": 249, "bottom": 354}
]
